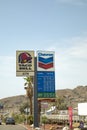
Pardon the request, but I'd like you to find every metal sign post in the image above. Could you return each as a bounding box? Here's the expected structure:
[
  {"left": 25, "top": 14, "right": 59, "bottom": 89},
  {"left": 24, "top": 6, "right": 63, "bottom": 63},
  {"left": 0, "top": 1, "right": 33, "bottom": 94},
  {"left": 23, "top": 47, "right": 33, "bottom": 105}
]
[{"left": 34, "top": 57, "right": 39, "bottom": 127}]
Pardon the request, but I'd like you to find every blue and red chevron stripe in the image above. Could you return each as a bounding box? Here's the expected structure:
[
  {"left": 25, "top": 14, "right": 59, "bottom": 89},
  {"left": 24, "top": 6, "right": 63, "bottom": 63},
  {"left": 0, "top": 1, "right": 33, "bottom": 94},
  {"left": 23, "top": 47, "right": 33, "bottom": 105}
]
[
  {"left": 38, "top": 56, "right": 53, "bottom": 69},
  {"left": 38, "top": 62, "right": 53, "bottom": 69}
]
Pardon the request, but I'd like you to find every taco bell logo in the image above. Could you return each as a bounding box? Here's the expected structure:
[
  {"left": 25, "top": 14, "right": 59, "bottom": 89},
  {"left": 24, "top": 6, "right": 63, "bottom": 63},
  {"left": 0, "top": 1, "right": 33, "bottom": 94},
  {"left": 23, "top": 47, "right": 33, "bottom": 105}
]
[
  {"left": 18, "top": 52, "right": 32, "bottom": 63},
  {"left": 16, "top": 51, "right": 34, "bottom": 75}
]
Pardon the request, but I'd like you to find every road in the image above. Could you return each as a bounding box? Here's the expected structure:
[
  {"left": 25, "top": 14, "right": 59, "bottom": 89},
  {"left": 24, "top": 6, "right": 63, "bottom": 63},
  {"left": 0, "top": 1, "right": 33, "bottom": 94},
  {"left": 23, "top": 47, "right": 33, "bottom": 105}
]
[{"left": 0, "top": 124, "right": 27, "bottom": 130}]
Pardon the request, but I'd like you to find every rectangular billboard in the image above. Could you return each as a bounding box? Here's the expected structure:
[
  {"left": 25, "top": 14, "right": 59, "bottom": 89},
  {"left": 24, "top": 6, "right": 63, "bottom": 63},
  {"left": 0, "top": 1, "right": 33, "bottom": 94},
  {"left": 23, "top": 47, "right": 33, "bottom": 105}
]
[
  {"left": 78, "top": 103, "right": 87, "bottom": 115},
  {"left": 16, "top": 50, "right": 34, "bottom": 76}
]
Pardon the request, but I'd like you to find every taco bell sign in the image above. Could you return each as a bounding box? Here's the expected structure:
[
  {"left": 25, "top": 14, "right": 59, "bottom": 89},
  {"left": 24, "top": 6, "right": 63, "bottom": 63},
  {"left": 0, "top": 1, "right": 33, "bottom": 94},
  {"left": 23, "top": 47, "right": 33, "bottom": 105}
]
[{"left": 16, "top": 50, "right": 34, "bottom": 76}]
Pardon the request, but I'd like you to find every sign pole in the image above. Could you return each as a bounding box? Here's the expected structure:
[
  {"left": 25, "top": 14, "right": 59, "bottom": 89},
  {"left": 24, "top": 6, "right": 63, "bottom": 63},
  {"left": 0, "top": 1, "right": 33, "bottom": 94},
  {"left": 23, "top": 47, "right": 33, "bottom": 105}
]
[{"left": 34, "top": 57, "right": 39, "bottom": 127}]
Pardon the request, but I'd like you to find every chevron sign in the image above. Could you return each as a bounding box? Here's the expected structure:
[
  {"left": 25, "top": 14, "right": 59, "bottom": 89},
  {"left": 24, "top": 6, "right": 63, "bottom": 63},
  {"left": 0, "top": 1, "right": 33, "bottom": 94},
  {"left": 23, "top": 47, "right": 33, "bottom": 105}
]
[
  {"left": 37, "top": 51, "right": 55, "bottom": 71},
  {"left": 37, "top": 51, "right": 55, "bottom": 98}
]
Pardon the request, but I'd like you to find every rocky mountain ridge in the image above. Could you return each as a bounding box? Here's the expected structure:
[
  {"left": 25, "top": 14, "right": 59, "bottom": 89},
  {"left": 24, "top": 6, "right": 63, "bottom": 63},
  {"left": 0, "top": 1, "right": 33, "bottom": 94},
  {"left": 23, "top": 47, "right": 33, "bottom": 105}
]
[
  {"left": 0, "top": 86, "right": 87, "bottom": 109},
  {"left": 56, "top": 85, "right": 87, "bottom": 107}
]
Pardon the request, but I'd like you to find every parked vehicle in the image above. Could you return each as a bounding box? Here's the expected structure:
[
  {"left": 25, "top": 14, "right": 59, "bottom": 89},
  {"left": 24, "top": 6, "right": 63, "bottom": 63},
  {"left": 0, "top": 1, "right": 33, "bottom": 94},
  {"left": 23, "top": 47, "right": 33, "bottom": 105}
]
[{"left": 6, "top": 117, "right": 15, "bottom": 125}]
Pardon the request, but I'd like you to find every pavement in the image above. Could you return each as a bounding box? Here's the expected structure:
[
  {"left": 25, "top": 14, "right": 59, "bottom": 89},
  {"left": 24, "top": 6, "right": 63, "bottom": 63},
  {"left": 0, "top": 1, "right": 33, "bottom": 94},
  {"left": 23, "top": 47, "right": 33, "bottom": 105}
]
[
  {"left": 23, "top": 124, "right": 64, "bottom": 130},
  {"left": 23, "top": 124, "right": 31, "bottom": 130}
]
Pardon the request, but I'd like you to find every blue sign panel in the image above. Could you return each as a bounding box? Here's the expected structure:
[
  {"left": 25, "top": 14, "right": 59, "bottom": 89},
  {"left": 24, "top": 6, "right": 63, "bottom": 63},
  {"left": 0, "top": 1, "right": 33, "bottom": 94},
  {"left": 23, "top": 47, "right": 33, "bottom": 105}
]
[{"left": 37, "top": 71, "right": 55, "bottom": 98}]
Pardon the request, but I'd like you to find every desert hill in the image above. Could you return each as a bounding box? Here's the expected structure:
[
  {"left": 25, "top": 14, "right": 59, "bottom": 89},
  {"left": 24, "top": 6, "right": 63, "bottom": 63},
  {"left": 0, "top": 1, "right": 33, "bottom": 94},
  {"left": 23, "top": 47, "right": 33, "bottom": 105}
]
[
  {"left": 56, "top": 85, "right": 87, "bottom": 107},
  {"left": 0, "top": 85, "right": 87, "bottom": 110}
]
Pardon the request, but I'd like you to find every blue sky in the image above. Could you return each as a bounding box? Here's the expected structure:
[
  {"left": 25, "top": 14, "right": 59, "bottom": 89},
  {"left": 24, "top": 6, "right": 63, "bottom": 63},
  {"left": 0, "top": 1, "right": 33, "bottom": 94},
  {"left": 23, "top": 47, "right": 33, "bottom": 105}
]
[{"left": 0, "top": 0, "right": 87, "bottom": 99}]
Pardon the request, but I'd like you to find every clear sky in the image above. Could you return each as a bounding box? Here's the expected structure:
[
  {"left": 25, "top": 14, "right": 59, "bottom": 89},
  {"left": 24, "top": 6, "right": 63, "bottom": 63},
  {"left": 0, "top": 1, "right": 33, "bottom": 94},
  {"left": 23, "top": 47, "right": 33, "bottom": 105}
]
[{"left": 0, "top": 0, "right": 87, "bottom": 99}]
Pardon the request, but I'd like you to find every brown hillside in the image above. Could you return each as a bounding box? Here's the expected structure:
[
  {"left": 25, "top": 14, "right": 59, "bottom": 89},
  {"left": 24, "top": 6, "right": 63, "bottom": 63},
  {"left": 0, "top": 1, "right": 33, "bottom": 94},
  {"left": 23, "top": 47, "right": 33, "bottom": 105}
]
[
  {"left": 0, "top": 86, "right": 87, "bottom": 110},
  {"left": 56, "top": 85, "right": 87, "bottom": 107}
]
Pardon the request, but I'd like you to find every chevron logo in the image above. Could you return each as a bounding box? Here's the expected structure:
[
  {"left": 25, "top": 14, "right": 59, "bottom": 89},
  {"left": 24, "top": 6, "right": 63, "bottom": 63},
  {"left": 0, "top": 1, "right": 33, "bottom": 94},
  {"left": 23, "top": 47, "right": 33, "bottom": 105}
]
[{"left": 38, "top": 56, "right": 53, "bottom": 69}]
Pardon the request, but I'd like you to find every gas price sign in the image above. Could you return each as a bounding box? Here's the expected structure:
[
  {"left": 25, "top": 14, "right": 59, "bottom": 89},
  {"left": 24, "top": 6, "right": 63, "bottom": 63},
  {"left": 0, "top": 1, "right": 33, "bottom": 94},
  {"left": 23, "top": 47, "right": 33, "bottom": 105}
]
[{"left": 37, "top": 71, "right": 55, "bottom": 98}]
